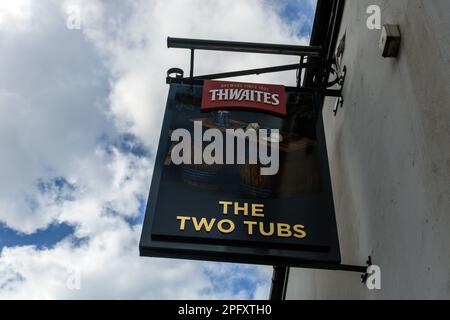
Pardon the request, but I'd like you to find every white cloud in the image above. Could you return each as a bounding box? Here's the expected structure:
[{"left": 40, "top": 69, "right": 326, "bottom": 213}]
[
  {"left": 0, "top": 226, "right": 235, "bottom": 299},
  {"left": 0, "top": 0, "right": 314, "bottom": 299},
  {"left": 0, "top": 0, "right": 33, "bottom": 31}
]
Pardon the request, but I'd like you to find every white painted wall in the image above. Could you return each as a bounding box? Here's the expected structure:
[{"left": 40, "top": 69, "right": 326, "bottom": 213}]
[{"left": 286, "top": 0, "right": 450, "bottom": 299}]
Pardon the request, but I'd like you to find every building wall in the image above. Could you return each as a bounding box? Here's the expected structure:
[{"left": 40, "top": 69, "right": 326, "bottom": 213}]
[{"left": 286, "top": 0, "right": 450, "bottom": 299}]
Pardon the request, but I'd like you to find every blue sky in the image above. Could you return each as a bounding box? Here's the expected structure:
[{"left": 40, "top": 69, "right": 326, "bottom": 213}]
[{"left": 0, "top": 0, "right": 316, "bottom": 299}]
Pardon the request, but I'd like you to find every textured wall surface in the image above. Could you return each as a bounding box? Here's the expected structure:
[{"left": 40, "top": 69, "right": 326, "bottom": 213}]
[{"left": 287, "top": 0, "right": 450, "bottom": 299}]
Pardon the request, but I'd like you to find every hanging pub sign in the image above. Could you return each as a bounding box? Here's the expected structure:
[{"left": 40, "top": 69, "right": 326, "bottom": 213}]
[{"left": 139, "top": 80, "right": 341, "bottom": 266}]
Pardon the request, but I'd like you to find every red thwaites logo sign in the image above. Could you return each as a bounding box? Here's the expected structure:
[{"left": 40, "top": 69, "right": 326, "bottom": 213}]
[{"left": 201, "top": 80, "right": 287, "bottom": 117}]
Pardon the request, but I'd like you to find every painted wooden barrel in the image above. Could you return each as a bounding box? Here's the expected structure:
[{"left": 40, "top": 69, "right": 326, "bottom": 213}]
[
  {"left": 274, "top": 146, "right": 322, "bottom": 197},
  {"left": 181, "top": 163, "right": 220, "bottom": 189},
  {"left": 180, "top": 144, "right": 221, "bottom": 190},
  {"left": 240, "top": 164, "right": 275, "bottom": 198}
]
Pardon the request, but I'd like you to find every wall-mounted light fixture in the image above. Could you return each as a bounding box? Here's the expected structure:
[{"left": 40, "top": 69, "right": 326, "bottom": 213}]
[{"left": 379, "top": 24, "right": 401, "bottom": 58}]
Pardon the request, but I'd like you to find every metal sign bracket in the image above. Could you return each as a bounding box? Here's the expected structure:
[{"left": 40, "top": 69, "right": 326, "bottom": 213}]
[
  {"left": 166, "top": 37, "right": 345, "bottom": 103},
  {"left": 270, "top": 256, "right": 374, "bottom": 300}
]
